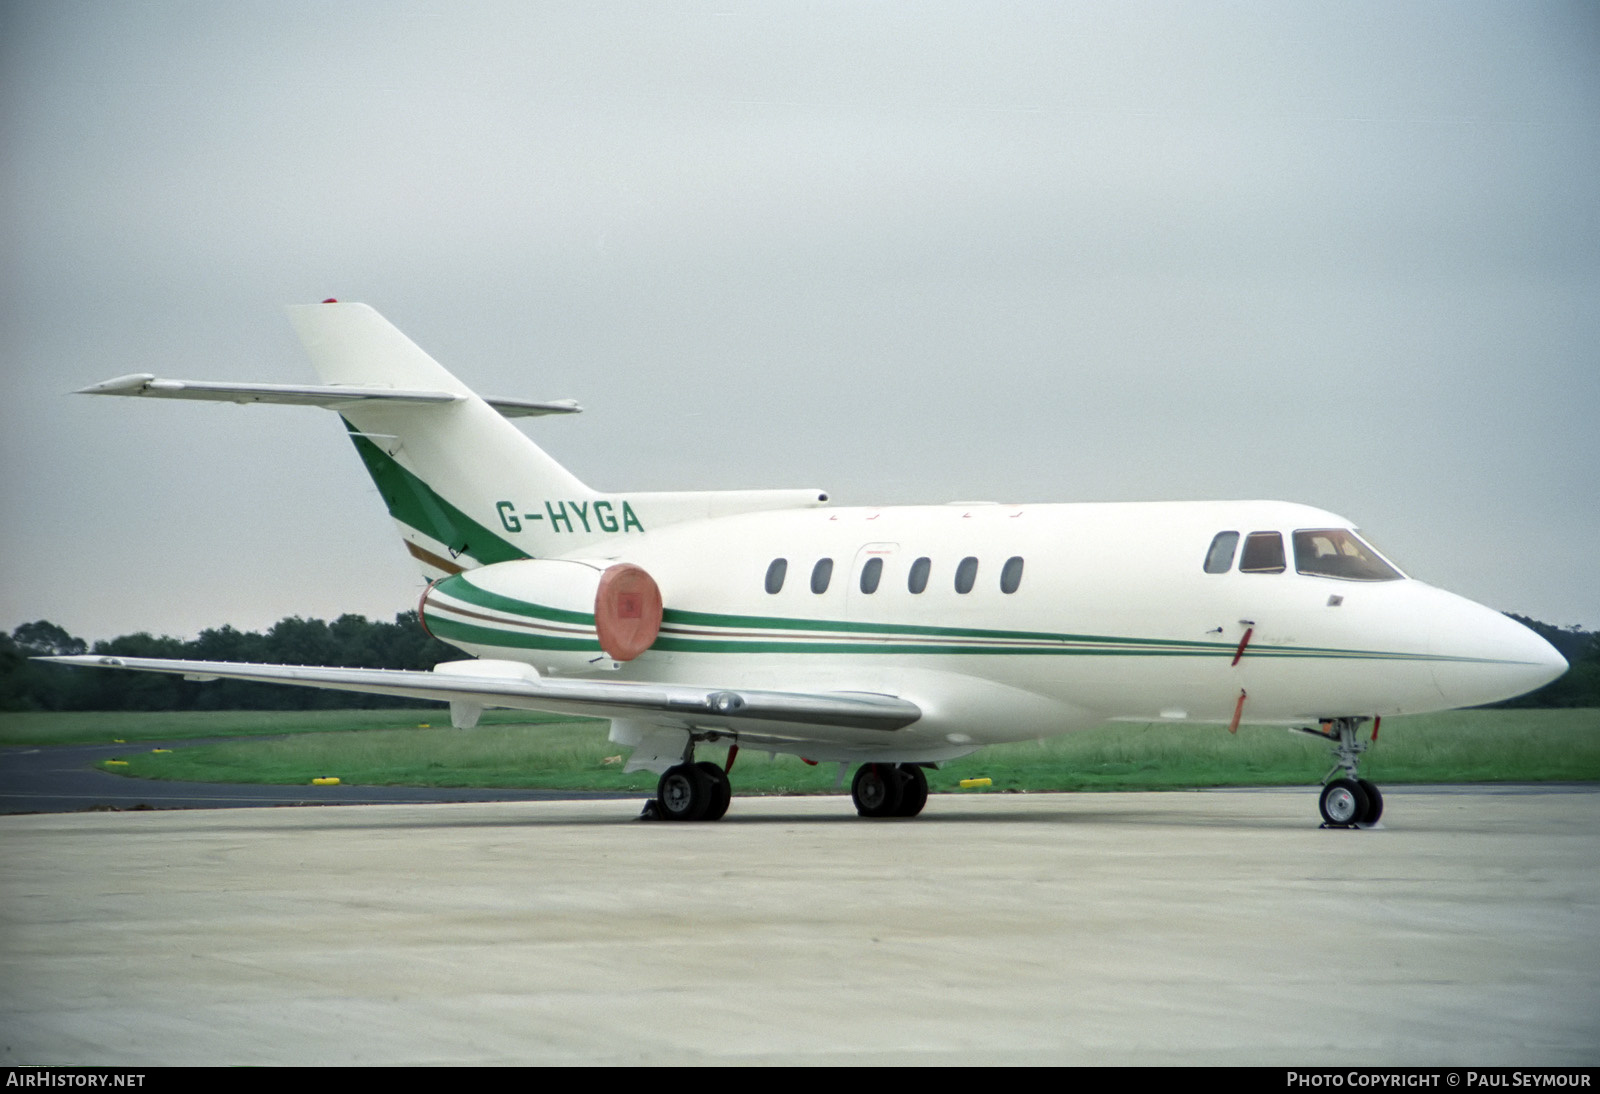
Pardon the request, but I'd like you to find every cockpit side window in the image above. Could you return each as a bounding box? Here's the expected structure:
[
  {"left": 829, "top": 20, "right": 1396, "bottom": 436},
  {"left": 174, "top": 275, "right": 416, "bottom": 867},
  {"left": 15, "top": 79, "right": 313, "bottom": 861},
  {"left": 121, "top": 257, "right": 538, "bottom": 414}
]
[
  {"left": 1238, "top": 531, "right": 1286, "bottom": 574},
  {"left": 1203, "top": 531, "right": 1240, "bottom": 574},
  {"left": 1293, "top": 529, "right": 1404, "bottom": 582}
]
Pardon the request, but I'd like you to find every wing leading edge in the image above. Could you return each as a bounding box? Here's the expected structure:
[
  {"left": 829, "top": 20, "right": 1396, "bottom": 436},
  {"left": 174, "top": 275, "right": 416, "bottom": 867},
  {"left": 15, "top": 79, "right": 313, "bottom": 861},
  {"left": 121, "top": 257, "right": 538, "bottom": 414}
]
[{"left": 39, "top": 656, "right": 921, "bottom": 745}]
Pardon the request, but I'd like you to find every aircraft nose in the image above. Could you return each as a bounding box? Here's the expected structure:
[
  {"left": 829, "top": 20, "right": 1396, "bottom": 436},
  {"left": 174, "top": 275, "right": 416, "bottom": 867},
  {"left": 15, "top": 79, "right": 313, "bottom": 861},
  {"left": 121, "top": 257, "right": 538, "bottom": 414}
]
[{"left": 1430, "top": 598, "right": 1568, "bottom": 709}]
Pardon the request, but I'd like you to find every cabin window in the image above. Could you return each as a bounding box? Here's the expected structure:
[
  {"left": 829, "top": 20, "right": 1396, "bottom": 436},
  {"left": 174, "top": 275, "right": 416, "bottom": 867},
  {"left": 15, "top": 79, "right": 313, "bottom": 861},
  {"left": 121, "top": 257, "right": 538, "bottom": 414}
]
[
  {"left": 908, "top": 557, "right": 931, "bottom": 594},
  {"left": 764, "top": 558, "right": 787, "bottom": 594},
  {"left": 1203, "top": 531, "right": 1240, "bottom": 574},
  {"left": 860, "top": 556, "right": 883, "bottom": 594},
  {"left": 1238, "top": 531, "right": 1286, "bottom": 574},
  {"left": 1000, "top": 556, "right": 1024, "bottom": 594},
  {"left": 811, "top": 558, "right": 834, "bottom": 594},
  {"left": 955, "top": 556, "right": 979, "bottom": 594},
  {"left": 1293, "top": 529, "right": 1404, "bottom": 582}
]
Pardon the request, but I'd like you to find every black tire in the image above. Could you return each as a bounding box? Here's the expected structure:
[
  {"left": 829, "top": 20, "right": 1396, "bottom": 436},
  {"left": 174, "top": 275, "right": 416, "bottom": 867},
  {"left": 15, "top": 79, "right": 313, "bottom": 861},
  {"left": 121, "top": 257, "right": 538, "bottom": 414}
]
[
  {"left": 695, "top": 760, "right": 732, "bottom": 821},
  {"left": 1319, "top": 778, "right": 1369, "bottom": 827},
  {"left": 851, "top": 763, "right": 904, "bottom": 818},
  {"left": 1357, "top": 779, "right": 1384, "bottom": 825},
  {"left": 894, "top": 764, "right": 928, "bottom": 818},
  {"left": 657, "top": 764, "right": 711, "bottom": 821}
]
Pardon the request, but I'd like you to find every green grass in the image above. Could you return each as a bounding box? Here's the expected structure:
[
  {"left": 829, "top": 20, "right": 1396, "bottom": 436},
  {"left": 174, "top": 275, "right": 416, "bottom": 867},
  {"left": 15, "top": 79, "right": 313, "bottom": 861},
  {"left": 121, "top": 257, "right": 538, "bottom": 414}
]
[
  {"left": 938, "top": 708, "right": 1600, "bottom": 790},
  {"left": 0, "top": 707, "right": 576, "bottom": 747},
  {"left": 53, "top": 707, "right": 1600, "bottom": 793}
]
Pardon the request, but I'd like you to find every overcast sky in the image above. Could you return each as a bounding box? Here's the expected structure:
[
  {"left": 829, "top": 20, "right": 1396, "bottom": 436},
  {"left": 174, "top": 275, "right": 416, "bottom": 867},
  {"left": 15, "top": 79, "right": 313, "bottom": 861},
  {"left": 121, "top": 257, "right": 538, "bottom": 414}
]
[{"left": 3, "top": 1, "right": 1597, "bottom": 643}]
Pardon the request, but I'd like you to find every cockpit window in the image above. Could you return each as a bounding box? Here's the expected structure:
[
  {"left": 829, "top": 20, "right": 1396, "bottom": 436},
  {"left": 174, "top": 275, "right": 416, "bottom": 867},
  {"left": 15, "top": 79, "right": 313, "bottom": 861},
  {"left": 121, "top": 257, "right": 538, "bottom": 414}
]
[
  {"left": 1238, "top": 531, "right": 1286, "bottom": 574},
  {"left": 1293, "top": 529, "right": 1404, "bottom": 582},
  {"left": 1203, "top": 531, "right": 1240, "bottom": 574}
]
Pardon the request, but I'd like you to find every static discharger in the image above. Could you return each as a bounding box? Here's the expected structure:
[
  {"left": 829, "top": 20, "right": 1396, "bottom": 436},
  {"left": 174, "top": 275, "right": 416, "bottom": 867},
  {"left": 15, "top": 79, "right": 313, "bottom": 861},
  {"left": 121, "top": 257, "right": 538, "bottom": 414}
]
[
  {"left": 311, "top": 777, "right": 341, "bottom": 786},
  {"left": 959, "top": 778, "right": 992, "bottom": 789}
]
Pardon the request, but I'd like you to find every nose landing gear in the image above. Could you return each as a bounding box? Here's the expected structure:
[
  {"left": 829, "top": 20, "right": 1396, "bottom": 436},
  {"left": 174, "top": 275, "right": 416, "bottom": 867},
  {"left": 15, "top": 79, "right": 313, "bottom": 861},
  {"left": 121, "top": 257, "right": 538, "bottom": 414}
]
[{"left": 1303, "top": 716, "right": 1384, "bottom": 828}]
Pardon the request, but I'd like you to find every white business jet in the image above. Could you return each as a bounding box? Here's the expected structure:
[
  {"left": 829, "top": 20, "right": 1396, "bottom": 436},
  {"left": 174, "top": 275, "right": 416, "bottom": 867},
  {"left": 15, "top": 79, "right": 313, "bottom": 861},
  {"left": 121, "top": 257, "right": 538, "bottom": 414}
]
[{"left": 48, "top": 302, "right": 1568, "bottom": 825}]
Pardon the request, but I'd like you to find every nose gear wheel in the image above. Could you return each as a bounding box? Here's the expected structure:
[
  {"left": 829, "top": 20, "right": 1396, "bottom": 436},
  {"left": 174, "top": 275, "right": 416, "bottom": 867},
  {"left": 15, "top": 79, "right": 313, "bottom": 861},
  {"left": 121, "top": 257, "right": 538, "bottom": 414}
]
[{"left": 1303, "top": 717, "right": 1384, "bottom": 827}]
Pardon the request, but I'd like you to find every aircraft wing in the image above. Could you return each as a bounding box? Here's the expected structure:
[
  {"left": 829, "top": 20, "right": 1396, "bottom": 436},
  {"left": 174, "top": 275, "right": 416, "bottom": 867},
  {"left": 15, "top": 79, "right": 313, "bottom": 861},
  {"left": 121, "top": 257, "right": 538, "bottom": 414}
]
[
  {"left": 73, "top": 374, "right": 581, "bottom": 419},
  {"left": 39, "top": 656, "right": 921, "bottom": 743}
]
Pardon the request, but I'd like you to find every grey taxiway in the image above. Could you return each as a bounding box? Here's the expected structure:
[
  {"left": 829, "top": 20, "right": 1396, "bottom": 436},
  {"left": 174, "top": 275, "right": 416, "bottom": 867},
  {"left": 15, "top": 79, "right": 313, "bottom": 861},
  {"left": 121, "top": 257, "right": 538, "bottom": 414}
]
[{"left": 2, "top": 785, "right": 1596, "bottom": 1065}]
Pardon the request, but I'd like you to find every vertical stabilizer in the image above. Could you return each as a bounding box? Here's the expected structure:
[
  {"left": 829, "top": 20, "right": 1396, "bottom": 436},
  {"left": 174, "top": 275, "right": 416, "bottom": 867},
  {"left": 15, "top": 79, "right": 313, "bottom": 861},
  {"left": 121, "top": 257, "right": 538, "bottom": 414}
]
[{"left": 287, "top": 302, "right": 594, "bottom": 577}]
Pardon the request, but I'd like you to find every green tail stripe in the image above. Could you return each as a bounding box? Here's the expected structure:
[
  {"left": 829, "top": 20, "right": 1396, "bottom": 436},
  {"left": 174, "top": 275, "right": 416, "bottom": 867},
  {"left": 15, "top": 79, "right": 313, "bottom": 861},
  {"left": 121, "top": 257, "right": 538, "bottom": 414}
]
[{"left": 343, "top": 421, "right": 528, "bottom": 566}]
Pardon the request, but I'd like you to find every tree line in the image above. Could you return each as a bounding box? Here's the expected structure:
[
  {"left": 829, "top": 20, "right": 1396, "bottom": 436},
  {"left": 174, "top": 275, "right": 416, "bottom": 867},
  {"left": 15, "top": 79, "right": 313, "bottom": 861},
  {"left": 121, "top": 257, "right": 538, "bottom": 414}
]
[
  {"left": 1, "top": 613, "right": 459, "bottom": 711},
  {"left": 1498, "top": 616, "right": 1599, "bottom": 708},
  {"left": 1, "top": 612, "right": 1595, "bottom": 712}
]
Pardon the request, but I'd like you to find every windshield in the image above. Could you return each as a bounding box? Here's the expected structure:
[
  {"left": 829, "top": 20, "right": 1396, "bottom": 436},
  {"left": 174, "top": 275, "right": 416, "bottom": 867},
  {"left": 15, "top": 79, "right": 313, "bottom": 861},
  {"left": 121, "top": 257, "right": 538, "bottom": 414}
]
[{"left": 1292, "top": 529, "right": 1403, "bottom": 582}]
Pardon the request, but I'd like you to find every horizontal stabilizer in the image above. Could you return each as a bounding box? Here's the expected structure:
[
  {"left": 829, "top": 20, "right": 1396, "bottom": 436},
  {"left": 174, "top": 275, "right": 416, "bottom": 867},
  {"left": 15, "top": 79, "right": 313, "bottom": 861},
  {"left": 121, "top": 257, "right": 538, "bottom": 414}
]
[
  {"left": 39, "top": 655, "right": 921, "bottom": 737},
  {"left": 74, "top": 374, "right": 581, "bottom": 419}
]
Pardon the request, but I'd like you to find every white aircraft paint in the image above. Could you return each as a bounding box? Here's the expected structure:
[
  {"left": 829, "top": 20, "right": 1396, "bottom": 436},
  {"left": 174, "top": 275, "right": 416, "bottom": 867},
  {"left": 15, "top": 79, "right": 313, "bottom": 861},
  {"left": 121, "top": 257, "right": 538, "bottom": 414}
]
[{"left": 49, "top": 303, "right": 1568, "bottom": 823}]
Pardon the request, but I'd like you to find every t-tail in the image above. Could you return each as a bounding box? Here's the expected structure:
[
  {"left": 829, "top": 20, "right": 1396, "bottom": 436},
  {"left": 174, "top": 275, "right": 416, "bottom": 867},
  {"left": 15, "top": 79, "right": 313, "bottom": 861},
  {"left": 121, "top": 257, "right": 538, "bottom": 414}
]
[
  {"left": 290, "top": 302, "right": 595, "bottom": 575},
  {"left": 78, "top": 301, "right": 831, "bottom": 579}
]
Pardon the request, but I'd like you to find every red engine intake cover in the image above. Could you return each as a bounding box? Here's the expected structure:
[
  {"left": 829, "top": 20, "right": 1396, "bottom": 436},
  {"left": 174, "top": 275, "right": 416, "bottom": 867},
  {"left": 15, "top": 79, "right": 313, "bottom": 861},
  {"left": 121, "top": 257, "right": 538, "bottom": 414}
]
[{"left": 593, "top": 563, "right": 663, "bottom": 661}]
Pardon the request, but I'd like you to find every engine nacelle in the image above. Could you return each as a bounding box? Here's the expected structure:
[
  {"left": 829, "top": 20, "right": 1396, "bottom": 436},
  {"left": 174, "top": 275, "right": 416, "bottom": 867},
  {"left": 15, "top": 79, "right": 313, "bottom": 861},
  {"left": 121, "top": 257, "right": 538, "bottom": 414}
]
[{"left": 420, "top": 558, "right": 663, "bottom": 663}]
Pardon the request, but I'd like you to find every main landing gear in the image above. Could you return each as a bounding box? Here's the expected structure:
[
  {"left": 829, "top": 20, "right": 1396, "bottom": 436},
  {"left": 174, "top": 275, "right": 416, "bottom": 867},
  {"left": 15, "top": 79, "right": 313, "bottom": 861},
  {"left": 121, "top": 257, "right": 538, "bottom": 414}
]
[
  {"left": 850, "top": 763, "right": 929, "bottom": 819},
  {"left": 654, "top": 760, "right": 732, "bottom": 821},
  {"left": 1302, "top": 716, "right": 1384, "bottom": 828},
  {"left": 648, "top": 752, "right": 931, "bottom": 822}
]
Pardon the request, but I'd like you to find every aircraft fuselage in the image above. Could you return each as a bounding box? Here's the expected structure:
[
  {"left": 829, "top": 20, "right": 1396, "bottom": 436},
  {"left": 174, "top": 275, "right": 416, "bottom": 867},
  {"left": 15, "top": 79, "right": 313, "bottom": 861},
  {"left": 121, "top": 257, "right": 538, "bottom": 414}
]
[{"left": 419, "top": 498, "right": 1561, "bottom": 762}]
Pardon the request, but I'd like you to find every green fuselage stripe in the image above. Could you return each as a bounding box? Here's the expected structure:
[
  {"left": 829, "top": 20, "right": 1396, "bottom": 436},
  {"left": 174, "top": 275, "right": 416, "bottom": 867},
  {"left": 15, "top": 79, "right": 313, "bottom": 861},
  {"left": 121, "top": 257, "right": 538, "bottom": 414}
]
[
  {"left": 433, "top": 573, "right": 593, "bottom": 625},
  {"left": 431, "top": 584, "right": 1495, "bottom": 662},
  {"left": 426, "top": 616, "right": 603, "bottom": 652}
]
